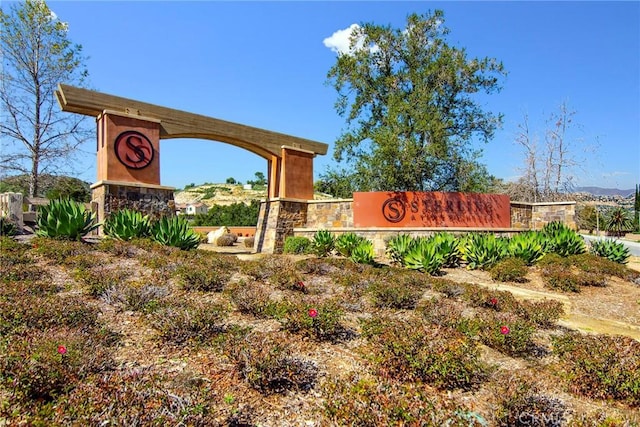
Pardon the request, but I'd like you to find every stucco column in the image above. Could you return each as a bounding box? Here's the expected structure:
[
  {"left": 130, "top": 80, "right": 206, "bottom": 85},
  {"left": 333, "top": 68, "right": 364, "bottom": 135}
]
[{"left": 278, "top": 146, "right": 315, "bottom": 200}]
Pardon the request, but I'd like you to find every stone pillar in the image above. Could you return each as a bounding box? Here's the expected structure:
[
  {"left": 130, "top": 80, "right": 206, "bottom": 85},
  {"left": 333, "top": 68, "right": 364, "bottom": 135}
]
[
  {"left": 254, "top": 198, "right": 308, "bottom": 253},
  {"left": 279, "top": 146, "right": 315, "bottom": 200},
  {"left": 91, "top": 181, "right": 175, "bottom": 233},
  {"left": 92, "top": 111, "right": 174, "bottom": 232},
  {"left": 0, "top": 192, "right": 24, "bottom": 231}
]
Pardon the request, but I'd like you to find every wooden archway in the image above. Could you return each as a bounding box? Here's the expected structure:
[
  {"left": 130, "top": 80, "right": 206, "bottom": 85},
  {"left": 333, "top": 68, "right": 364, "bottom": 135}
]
[{"left": 55, "top": 84, "right": 328, "bottom": 200}]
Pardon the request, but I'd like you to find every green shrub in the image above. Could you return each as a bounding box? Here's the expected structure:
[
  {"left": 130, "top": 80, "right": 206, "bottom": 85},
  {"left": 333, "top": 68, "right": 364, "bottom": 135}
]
[
  {"left": 76, "top": 266, "right": 128, "bottom": 298},
  {"left": 228, "top": 333, "right": 318, "bottom": 394},
  {"left": 569, "top": 253, "right": 630, "bottom": 279},
  {"left": 283, "top": 235, "right": 312, "bottom": 254},
  {"left": 478, "top": 315, "right": 536, "bottom": 357},
  {"left": 507, "top": 231, "right": 546, "bottom": 265},
  {"left": 216, "top": 233, "right": 237, "bottom": 247},
  {"left": 516, "top": 299, "right": 565, "bottom": 328},
  {"left": 311, "top": 229, "right": 335, "bottom": 257},
  {"left": 335, "top": 232, "right": 365, "bottom": 257},
  {"left": 493, "top": 376, "right": 568, "bottom": 427},
  {"left": 150, "top": 216, "right": 200, "bottom": 250},
  {"left": 349, "top": 239, "right": 375, "bottom": 265},
  {"left": 589, "top": 238, "right": 630, "bottom": 264},
  {"left": 0, "top": 216, "right": 17, "bottom": 236},
  {"left": 177, "top": 258, "right": 231, "bottom": 292},
  {"left": 361, "top": 317, "right": 491, "bottom": 390},
  {"left": 150, "top": 301, "right": 227, "bottom": 345},
  {"left": 227, "top": 281, "right": 286, "bottom": 318},
  {"left": 552, "top": 333, "right": 640, "bottom": 406},
  {"left": 323, "top": 374, "right": 486, "bottom": 426},
  {"left": 542, "top": 222, "right": 586, "bottom": 257},
  {"left": 103, "top": 209, "right": 151, "bottom": 240},
  {"left": 369, "top": 279, "right": 423, "bottom": 309},
  {"left": 490, "top": 257, "right": 528, "bottom": 282},
  {"left": 48, "top": 367, "right": 216, "bottom": 426},
  {"left": 36, "top": 198, "right": 100, "bottom": 240},
  {"left": 385, "top": 233, "right": 413, "bottom": 266},
  {"left": 429, "top": 232, "right": 462, "bottom": 268},
  {"left": 282, "top": 300, "right": 348, "bottom": 342},
  {"left": 0, "top": 328, "right": 114, "bottom": 401},
  {"left": 462, "top": 233, "right": 507, "bottom": 270},
  {"left": 403, "top": 237, "right": 445, "bottom": 275},
  {"left": 540, "top": 264, "right": 581, "bottom": 292}
]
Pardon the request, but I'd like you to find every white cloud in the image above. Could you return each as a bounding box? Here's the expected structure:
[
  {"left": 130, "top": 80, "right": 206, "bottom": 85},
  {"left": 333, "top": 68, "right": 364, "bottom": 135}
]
[{"left": 323, "top": 23, "right": 361, "bottom": 55}]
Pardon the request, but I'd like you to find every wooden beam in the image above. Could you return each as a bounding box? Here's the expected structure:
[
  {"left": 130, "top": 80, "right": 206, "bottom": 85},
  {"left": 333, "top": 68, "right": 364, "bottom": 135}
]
[{"left": 56, "top": 84, "right": 328, "bottom": 159}]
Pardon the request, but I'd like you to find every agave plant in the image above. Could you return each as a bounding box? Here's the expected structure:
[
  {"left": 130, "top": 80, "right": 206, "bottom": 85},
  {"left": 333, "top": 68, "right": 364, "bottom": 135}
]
[
  {"left": 350, "top": 240, "right": 376, "bottom": 265},
  {"left": 312, "top": 229, "right": 335, "bottom": 257},
  {"left": 335, "top": 232, "right": 365, "bottom": 257},
  {"left": 150, "top": 216, "right": 200, "bottom": 250},
  {"left": 385, "top": 234, "right": 413, "bottom": 266},
  {"left": 0, "top": 216, "right": 17, "bottom": 236},
  {"left": 507, "top": 231, "right": 546, "bottom": 266},
  {"left": 590, "top": 239, "right": 630, "bottom": 265},
  {"left": 462, "top": 232, "right": 508, "bottom": 270},
  {"left": 427, "top": 232, "right": 462, "bottom": 268},
  {"left": 36, "top": 198, "right": 100, "bottom": 240},
  {"left": 542, "top": 222, "right": 585, "bottom": 257},
  {"left": 403, "top": 238, "right": 445, "bottom": 275},
  {"left": 103, "top": 209, "right": 151, "bottom": 241}
]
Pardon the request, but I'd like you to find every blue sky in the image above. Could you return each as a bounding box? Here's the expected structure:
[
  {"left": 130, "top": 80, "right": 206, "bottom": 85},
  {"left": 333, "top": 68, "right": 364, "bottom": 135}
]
[{"left": 28, "top": 1, "right": 640, "bottom": 190}]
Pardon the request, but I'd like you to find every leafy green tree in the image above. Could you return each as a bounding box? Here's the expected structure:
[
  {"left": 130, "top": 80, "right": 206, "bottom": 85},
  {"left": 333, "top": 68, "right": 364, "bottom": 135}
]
[
  {"left": 326, "top": 10, "right": 505, "bottom": 192},
  {"left": 226, "top": 177, "right": 237, "bottom": 184},
  {"left": 575, "top": 204, "right": 598, "bottom": 233},
  {"left": 314, "top": 168, "right": 356, "bottom": 199},
  {"left": 45, "top": 176, "right": 90, "bottom": 202},
  {"left": 191, "top": 200, "right": 260, "bottom": 226},
  {"left": 0, "top": 0, "right": 90, "bottom": 201}
]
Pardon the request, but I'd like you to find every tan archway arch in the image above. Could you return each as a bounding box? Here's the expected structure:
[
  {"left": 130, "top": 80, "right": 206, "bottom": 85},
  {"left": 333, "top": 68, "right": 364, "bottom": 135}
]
[
  {"left": 55, "top": 84, "right": 328, "bottom": 200},
  {"left": 56, "top": 84, "right": 329, "bottom": 253}
]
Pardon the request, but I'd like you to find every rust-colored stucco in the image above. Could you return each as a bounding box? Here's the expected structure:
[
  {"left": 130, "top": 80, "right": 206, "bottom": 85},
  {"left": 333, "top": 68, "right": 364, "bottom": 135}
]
[
  {"left": 96, "top": 113, "right": 161, "bottom": 185},
  {"left": 279, "top": 148, "right": 314, "bottom": 200},
  {"left": 353, "top": 192, "right": 511, "bottom": 228}
]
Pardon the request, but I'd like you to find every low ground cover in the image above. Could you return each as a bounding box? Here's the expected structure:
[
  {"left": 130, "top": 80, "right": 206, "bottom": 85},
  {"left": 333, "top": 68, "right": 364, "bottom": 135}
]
[{"left": 1, "top": 235, "right": 639, "bottom": 425}]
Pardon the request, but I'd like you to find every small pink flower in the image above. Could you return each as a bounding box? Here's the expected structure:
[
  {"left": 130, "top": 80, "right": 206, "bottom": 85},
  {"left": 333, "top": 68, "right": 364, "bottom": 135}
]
[
  {"left": 308, "top": 308, "right": 318, "bottom": 318},
  {"left": 489, "top": 298, "right": 498, "bottom": 306},
  {"left": 500, "top": 326, "right": 510, "bottom": 335},
  {"left": 57, "top": 345, "right": 67, "bottom": 355}
]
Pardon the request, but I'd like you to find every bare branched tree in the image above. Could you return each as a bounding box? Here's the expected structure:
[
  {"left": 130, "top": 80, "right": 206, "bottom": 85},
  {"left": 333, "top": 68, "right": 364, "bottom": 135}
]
[
  {"left": 0, "top": 0, "right": 91, "bottom": 202},
  {"left": 512, "top": 102, "right": 589, "bottom": 202}
]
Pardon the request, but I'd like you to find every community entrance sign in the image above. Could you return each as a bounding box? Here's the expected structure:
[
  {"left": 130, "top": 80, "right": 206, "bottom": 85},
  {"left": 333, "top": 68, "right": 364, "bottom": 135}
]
[
  {"left": 55, "top": 84, "right": 328, "bottom": 251},
  {"left": 353, "top": 192, "right": 511, "bottom": 228}
]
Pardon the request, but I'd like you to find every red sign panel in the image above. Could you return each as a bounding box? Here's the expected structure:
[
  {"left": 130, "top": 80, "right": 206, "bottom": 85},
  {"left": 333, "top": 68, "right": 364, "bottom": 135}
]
[
  {"left": 114, "top": 130, "right": 155, "bottom": 170},
  {"left": 353, "top": 192, "right": 511, "bottom": 228}
]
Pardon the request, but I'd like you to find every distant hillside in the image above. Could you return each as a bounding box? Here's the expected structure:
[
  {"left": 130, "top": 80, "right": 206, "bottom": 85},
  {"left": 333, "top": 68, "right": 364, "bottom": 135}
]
[
  {"left": 174, "top": 183, "right": 333, "bottom": 207},
  {"left": 574, "top": 186, "right": 635, "bottom": 198},
  {"left": 0, "top": 174, "right": 91, "bottom": 201}
]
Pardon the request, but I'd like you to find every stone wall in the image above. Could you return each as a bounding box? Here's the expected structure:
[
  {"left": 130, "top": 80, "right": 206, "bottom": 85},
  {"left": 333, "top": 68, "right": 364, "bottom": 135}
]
[
  {"left": 91, "top": 181, "right": 175, "bottom": 232},
  {"left": 253, "top": 197, "right": 577, "bottom": 254},
  {"left": 254, "top": 199, "right": 308, "bottom": 253},
  {"left": 305, "top": 199, "right": 353, "bottom": 229},
  {"left": 510, "top": 201, "right": 576, "bottom": 230}
]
